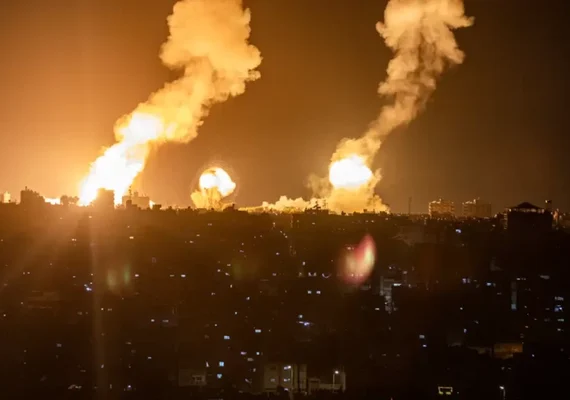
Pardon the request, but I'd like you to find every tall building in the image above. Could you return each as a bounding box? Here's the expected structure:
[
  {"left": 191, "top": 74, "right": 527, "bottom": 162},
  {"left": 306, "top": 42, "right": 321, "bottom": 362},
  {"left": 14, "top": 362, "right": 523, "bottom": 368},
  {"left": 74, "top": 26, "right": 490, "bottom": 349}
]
[
  {"left": 93, "top": 189, "right": 115, "bottom": 210},
  {"left": 122, "top": 191, "right": 150, "bottom": 209},
  {"left": 462, "top": 198, "right": 492, "bottom": 218},
  {"left": 263, "top": 363, "right": 307, "bottom": 393},
  {"left": 506, "top": 202, "right": 552, "bottom": 236},
  {"left": 20, "top": 187, "right": 45, "bottom": 208},
  {"left": 428, "top": 199, "right": 455, "bottom": 218},
  {"left": 545, "top": 199, "right": 553, "bottom": 212}
]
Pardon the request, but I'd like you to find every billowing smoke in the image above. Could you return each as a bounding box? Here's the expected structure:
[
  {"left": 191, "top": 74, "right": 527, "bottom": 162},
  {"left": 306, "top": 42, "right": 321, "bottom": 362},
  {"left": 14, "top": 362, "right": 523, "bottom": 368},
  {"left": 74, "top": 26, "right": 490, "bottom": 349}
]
[
  {"left": 324, "top": 0, "right": 473, "bottom": 211},
  {"left": 79, "top": 0, "right": 262, "bottom": 205},
  {"left": 260, "top": 0, "right": 472, "bottom": 214},
  {"left": 262, "top": 196, "right": 317, "bottom": 212}
]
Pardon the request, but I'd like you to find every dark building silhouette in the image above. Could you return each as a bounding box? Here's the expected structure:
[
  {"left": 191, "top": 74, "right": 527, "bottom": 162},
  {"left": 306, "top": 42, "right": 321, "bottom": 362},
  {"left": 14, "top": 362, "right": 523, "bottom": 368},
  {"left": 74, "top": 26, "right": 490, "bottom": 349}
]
[
  {"left": 462, "top": 198, "right": 492, "bottom": 218},
  {"left": 506, "top": 202, "right": 553, "bottom": 237},
  {"left": 93, "top": 189, "right": 115, "bottom": 210},
  {"left": 19, "top": 187, "right": 45, "bottom": 208},
  {"left": 0, "top": 195, "right": 568, "bottom": 399}
]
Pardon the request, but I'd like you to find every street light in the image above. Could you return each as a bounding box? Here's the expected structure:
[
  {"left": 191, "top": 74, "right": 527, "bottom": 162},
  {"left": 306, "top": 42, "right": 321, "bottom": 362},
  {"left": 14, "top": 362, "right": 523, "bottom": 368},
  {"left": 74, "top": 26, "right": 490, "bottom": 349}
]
[
  {"left": 333, "top": 370, "right": 340, "bottom": 391},
  {"left": 499, "top": 385, "right": 506, "bottom": 400}
]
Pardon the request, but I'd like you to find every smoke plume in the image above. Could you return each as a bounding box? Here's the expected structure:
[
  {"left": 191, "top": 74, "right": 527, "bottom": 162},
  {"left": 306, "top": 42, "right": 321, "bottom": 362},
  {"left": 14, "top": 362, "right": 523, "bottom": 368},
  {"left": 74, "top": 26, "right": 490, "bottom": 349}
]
[
  {"left": 334, "top": 0, "right": 472, "bottom": 159},
  {"left": 79, "top": 0, "right": 261, "bottom": 205},
  {"left": 320, "top": 0, "right": 473, "bottom": 213},
  {"left": 256, "top": 0, "right": 471, "bottom": 214}
]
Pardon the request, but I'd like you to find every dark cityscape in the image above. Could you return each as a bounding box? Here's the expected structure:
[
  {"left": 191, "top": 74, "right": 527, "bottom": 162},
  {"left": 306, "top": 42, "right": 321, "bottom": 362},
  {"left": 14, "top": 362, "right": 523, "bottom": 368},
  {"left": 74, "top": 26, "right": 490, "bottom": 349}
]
[
  {"left": 1, "top": 190, "right": 569, "bottom": 399},
  {"left": 1, "top": 0, "right": 570, "bottom": 399}
]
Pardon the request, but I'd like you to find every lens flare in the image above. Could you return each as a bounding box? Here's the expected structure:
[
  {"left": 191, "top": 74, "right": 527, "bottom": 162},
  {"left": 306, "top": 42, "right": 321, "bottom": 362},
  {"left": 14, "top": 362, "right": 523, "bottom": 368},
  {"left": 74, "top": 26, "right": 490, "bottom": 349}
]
[
  {"left": 341, "top": 234, "right": 376, "bottom": 285},
  {"left": 191, "top": 167, "right": 236, "bottom": 209}
]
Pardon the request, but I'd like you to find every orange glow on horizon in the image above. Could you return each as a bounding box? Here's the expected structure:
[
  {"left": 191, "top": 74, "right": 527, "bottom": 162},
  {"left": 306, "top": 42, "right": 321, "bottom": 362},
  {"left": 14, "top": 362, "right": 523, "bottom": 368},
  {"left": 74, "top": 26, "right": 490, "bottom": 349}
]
[{"left": 78, "top": 112, "right": 172, "bottom": 206}]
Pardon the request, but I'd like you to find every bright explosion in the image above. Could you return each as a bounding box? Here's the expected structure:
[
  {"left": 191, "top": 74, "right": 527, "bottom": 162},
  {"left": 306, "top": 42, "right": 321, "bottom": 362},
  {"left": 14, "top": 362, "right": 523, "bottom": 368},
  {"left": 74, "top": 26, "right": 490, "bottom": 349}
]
[
  {"left": 191, "top": 167, "right": 236, "bottom": 210},
  {"left": 329, "top": 154, "right": 373, "bottom": 190},
  {"left": 75, "top": 0, "right": 261, "bottom": 207},
  {"left": 78, "top": 112, "right": 167, "bottom": 206}
]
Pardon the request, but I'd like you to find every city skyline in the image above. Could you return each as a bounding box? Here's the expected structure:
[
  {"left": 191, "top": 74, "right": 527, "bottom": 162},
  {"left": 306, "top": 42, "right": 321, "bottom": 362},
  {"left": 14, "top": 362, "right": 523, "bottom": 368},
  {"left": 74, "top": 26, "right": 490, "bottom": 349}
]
[
  {"left": 1, "top": 1, "right": 570, "bottom": 398},
  {"left": 0, "top": 0, "right": 568, "bottom": 212}
]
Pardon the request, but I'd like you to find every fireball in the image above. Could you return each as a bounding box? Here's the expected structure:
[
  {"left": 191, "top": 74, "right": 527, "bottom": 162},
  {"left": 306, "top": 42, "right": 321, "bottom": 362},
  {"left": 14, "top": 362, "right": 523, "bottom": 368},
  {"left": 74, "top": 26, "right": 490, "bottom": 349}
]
[
  {"left": 329, "top": 154, "right": 373, "bottom": 190},
  {"left": 191, "top": 167, "right": 236, "bottom": 209},
  {"left": 199, "top": 167, "right": 236, "bottom": 197}
]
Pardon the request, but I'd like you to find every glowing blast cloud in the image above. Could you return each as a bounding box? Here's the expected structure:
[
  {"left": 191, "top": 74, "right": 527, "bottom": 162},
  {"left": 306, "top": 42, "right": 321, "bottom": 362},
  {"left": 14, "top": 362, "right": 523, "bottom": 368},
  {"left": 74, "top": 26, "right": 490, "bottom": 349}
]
[
  {"left": 257, "top": 0, "right": 473, "bottom": 214},
  {"left": 325, "top": 0, "right": 473, "bottom": 212},
  {"left": 341, "top": 234, "right": 376, "bottom": 285},
  {"left": 329, "top": 155, "right": 373, "bottom": 189},
  {"left": 78, "top": 0, "right": 262, "bottom": 205},
  {"left": 191, "top": 167, "right": 236, "bottom": 209}
]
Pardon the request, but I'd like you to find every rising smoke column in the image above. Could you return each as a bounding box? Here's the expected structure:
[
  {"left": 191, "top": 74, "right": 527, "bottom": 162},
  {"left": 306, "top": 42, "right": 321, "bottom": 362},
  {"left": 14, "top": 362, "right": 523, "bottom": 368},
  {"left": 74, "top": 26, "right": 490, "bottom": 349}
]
[
  {"left": 324, "top": 0, "right": 473, "bottom": 212},
  {"left": 79, "top": 0, "right": 262, "bottom": 205}
]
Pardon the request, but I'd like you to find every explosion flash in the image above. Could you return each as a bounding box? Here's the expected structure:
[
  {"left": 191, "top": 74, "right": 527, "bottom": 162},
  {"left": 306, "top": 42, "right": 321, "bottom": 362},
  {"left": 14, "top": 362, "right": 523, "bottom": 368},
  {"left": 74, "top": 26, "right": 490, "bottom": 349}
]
[
  {"left": 259, "top": 155, "right": 383, "bottom": 214},
  {"left": 78, "top": 0, "right": 261, "bottom": 206},
  {"left": 325, "top": 0, "right": 473, "bottom": 211},
  {"left": 254, "top": 0, "right": 472, "bottom": 214},
  {"left": 191, "top": 167, "right": 236, "bottom": 209},
  {"left": 328, "top": 155, "right": 373, "bottom": 190},
  {"left": 259, "top": 0, "right": 471, "bottom": 214}
]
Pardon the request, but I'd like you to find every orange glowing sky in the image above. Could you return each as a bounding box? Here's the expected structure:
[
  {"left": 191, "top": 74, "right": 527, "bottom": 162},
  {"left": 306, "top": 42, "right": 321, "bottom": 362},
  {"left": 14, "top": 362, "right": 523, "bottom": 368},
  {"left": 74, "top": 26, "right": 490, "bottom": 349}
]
[{"left": 0, "top": 1, "right": 568, "bottom": 210}]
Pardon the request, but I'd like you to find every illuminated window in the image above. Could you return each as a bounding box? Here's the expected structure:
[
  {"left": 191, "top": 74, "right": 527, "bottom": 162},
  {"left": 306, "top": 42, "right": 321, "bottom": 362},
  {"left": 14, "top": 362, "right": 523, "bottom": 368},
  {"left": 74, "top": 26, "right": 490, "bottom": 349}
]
[{"left": 438, "top": 386, "right": 453, "bottom": 396}]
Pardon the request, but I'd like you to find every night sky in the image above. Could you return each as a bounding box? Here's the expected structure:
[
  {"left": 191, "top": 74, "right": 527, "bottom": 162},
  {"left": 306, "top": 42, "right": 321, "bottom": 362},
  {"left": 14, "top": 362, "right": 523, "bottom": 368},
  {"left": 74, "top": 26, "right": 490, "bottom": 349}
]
[{"left": 0, "top": 0, "right": 569, "bottom": 213}]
